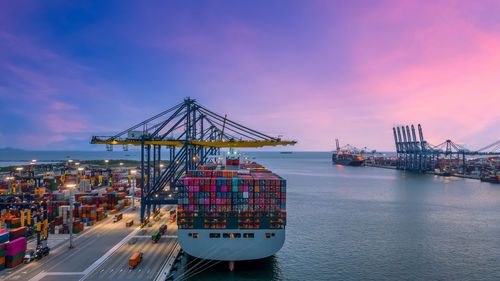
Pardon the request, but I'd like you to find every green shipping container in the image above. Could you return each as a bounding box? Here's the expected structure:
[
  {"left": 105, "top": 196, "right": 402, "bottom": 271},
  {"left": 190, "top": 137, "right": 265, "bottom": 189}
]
[
  {"left": 152, "top": 231, "right": 160, "bottom": 241},
  {"left": 6, "top": 251, "right": 25, "bottom": 263}
]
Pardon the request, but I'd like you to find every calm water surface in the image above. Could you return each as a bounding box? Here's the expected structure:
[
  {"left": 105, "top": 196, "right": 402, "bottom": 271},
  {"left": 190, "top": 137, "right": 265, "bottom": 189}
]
[
  {"left": 3, "top": 151, "right": 500, "bottom": 280},
  {"left": 179, "top": 152, "right": 500, "bottom": 281}
]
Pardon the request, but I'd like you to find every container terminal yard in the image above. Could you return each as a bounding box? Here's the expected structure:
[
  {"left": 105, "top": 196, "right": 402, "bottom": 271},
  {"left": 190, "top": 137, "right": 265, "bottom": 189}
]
[
  {"left": 0, "top": 98, "right": 296, "bottom": 280},
  {"left": 337, "top": 124, "right": 500, "bottom": 183}
]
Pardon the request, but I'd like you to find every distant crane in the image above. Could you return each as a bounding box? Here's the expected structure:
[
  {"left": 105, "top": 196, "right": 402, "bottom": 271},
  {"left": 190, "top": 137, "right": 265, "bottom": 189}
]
[{"left": 393, "top": 124, "right": 500, "bottom": 173}]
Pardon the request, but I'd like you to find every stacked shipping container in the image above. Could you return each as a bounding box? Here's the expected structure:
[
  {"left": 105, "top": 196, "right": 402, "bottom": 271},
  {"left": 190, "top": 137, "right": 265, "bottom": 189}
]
[
  {"left": 177, "top": 163, "right": 286, "bottom": 230},
  {"left": 5, "top": 237, "right": 26, "bottom": 268},
  {"left": 0, "top": 242, "right": 5, "bottom": 270}
]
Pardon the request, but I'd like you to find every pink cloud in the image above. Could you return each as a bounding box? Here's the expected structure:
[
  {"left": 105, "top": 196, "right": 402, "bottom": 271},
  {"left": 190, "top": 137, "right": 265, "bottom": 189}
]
[
  {"left": 51, "top": 101, "right": 79, "bottom": 111},
  {"left": 14, "top": 134, "right": 68, "bottom": 148},
  {"left": 336, "top": 0, "right": 500, "bottom": 149},
  {"left": 44, "top": 113, "right": 89, "bottom": 133}
]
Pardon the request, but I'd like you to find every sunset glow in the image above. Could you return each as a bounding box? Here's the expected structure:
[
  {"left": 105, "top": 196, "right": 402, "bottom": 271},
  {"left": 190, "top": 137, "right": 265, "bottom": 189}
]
[{"left": 0, "top": 1, "right": 499, "bottom": 150}]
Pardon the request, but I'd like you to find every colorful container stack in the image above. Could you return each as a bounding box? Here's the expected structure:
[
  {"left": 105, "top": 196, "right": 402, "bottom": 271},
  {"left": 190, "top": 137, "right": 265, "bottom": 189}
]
[
  {"left": 5, "top": 218, "right": 20, "bottom": 229},
  {"left": 177, "top": 163, "right": 286, "bottom": 230},
  {"left": 0, "top": 232, "right": 9, "bottom": 244},
  {"left": 5, "top": 237, "right": 26, "bottom": 268},
  {"left": 107, "top": 192, "right": 126, "bottom": 210},
  {"left": 8, "top": 227, "right": 27, "bottom": 242},
  {"left": 0, "top": 242, "right": 6, "bottom": 270},
  {"left": 80, "top": 205, "right": 97, "bottom": 221},
  {"left": 72, "top": 220, "right": 85, "bottom": 234}
]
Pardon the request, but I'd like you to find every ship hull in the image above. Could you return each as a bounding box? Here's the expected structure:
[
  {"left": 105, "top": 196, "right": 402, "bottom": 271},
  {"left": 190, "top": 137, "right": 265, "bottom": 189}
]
[
  {"left": 178, "top": 229, "right": 285, "bottom": 261},
  {"left": 332, "top": 159, "right": 364, "bottom": 166}
]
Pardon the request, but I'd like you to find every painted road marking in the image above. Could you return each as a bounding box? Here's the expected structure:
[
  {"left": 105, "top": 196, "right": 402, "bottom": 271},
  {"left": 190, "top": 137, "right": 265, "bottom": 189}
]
[
  {"left": 81, "top": 226, "right": 142, "bottom": 278},
  {"left": 30, "top": 271, "right": 85, "bottom": 281},
  {"left": 133, "top": 235, "right": 178, "bottom": 238}
]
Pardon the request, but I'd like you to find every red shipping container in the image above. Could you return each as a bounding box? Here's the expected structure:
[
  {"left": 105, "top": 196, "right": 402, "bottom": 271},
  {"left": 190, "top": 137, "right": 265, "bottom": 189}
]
[
  {"left": 9, "top": 227, "right": 27, "bottom": 238},
  {"left": 6, "top": 256, "right": 23, "bottom": 268}
]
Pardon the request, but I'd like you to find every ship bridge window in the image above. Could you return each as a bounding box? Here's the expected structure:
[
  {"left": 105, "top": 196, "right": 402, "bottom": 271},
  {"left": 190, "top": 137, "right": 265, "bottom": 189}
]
[
  {"left": 193, "top": 233, "right": 199, "bottom": 238},
  {"left": 223, "top": 233, "right": 230, "bottom": 238},
  {"left": 209, "top": 233, "right": 221, "bottom": 238},
  {"left": 243, "top": 233, "right": 254, "bottom": 238},
  {"left": 265, "top": 233, "right": 271, "bottom": 238},
  {"left": 233, "top": 233, "right": 241, "bottom": 238}
]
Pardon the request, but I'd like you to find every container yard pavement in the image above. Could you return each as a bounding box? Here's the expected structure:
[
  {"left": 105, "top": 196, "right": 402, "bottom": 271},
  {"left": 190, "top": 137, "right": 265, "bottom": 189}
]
[
  {"left": 0, "top": 206, "right": 177, "bottom": 281},
  {"left": 83, "top": 219, "right": 178, "bottom": 281}
]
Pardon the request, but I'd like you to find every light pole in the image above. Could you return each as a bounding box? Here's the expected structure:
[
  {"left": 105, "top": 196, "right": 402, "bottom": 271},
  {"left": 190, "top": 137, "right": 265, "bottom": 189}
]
[
  {"left": 15, "top": 168, "right": 23, "bottom": 194},
  {"left": 77, "top": 167, "right": 84, "bottom": 184},
  {"left": 130, "top": 170, "right": 136, "bottom": 209},
  {"left": 5, "top": 177, "right": 14, "bottom": 194},
  {"left": 66, "top": 183, "right": 76, "bottom": 249}
]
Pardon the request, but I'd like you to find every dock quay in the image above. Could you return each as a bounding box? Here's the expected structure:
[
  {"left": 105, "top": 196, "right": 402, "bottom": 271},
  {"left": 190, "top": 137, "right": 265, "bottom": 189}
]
[{"left": 0, "top": 205, "right": 179, "bottom": 281}]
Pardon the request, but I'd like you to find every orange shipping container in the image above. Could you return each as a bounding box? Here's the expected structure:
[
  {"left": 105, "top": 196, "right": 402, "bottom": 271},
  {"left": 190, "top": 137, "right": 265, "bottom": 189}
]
[{"left": 129, "top": 252, "right": 141, "bottom": 268}]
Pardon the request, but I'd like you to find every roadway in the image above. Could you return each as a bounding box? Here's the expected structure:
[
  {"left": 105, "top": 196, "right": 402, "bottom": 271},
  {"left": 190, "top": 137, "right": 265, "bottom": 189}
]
[
  {"left": 0, "top": 205, "right": 178, "bottom": 281},
  {"left": 83, "top": 218, "right": 178, "bottom": 281}
]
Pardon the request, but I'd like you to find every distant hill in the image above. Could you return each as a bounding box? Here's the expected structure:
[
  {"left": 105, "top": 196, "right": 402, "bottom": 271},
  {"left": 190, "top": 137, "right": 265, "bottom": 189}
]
[{"left": 0, "top": 147, "right": 25, "bottom": 152}]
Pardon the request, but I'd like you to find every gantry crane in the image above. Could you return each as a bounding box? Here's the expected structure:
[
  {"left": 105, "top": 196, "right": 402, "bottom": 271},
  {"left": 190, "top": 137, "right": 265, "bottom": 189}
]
[
  {"left": 393, "top": 124, "right": 500, "bottom": 173},
  {"left": 91, "top": 98, "right": 296, "bottom": 222}
]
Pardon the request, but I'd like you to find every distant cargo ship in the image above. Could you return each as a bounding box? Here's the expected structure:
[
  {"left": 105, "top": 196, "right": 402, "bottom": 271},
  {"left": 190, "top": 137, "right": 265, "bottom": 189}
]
[
  {"left": 332, "top": 139, "right": 365, "bottom": 166},
  {"left": 480, "top": 171, "right": 500, "bottom": 183}
]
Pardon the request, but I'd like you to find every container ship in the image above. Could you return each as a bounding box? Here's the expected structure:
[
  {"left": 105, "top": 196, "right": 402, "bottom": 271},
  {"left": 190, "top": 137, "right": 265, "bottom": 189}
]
[
  {"left": 332, "top": 139, "right": 364, "bottom": 166},
  {"left": 480, "top": 171, "right": 500, "bottom": 183},
  {"left": 177, "top": 152, "right": 286, "bottom": 268}
]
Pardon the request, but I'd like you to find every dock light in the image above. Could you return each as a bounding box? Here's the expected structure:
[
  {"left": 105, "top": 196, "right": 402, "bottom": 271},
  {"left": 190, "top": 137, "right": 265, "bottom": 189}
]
[
  {"left": 120, "top": 162, "right": 124, "bottom": 166},
  {"left": 168, "top": 194, "right": 172, "bottom": 198},
  {"left": 32, "top": 159, "right": 37, "bottom": 163},
  {"left": 77, "top": 167, "right": 84, "bottom": 171},
  {"left": 130, "top": 170, "right": 137, "bottom": 174},
  {"left": 160, "top": 164, "right": 164, "bottom": 168},
  {"left": 155, "top": 194, "right": 158, "bottom": 198},
  {"left": 65, "top": 183, "right": 77, "bottom": 249},
  {"left": 104, "top": 160, "right": 109, "bottom": 163},
  {"left": 75, "top": 162, "right": 80, "bottom": 166},
  {"left": 175, "top": 161, "right": 179, "bottom": 164},
  {"left": 16, "top": 167, "right": 23, "bottom": 171},
  {"left": 68, "top": 159, "right": 73, "bottom": 163}
]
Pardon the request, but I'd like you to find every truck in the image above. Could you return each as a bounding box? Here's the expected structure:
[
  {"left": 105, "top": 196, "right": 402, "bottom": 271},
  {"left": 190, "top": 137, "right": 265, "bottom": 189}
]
[
  {"left": 125, "top": 219, "right": 134, "bottom": 227},
  {"left": 113, "top": 213, "right": 123, "bottom": 223},
  {"left": 23, "top": 249, "right": 35, "bottom": 264},
  {"left": 159, "top": 224, "right": 167, "bottom": 235},
  {"left": 169, "top": 211, "right": 176, "bottom": 223},
  {"left": 129, "top": 252, "right": 142, "bottom": 269},
  {"left": 152, "top": 230, "right": 161, "bottom": 243},
  {"left": 34, "top": 245, "right": 50, "bottom": 261}
]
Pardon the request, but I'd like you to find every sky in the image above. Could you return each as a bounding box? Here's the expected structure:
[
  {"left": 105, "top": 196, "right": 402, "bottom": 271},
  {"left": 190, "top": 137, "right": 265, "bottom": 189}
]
[{"left": 0, "top": 0, "right": 499, "bottom": 152}]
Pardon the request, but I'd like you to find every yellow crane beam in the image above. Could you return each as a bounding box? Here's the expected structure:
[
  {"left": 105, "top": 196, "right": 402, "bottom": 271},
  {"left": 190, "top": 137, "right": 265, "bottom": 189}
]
[
  {"left": 190, "top": 140, "right": 296, "bottom": 147},
  {"left": 92, "top": 139, "right": 296, "bottom": 148}
]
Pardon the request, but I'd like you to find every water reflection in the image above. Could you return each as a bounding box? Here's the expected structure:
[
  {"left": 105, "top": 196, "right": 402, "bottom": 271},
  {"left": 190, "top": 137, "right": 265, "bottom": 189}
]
[{"left": 183, "top": 255, "right": 282, "bottom": 281}]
